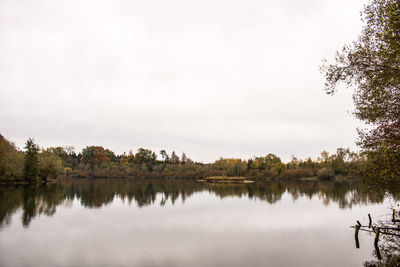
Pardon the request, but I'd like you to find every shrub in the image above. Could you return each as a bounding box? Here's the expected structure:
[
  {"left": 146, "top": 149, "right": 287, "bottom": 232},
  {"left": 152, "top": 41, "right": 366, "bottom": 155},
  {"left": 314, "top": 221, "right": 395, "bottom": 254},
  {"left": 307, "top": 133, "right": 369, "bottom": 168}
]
[
  {"left": 279, "top": 168, "right": 315, "bottom": 179},
  {"left": 317, "top": 167, "right": 335, "bottom": 180}
]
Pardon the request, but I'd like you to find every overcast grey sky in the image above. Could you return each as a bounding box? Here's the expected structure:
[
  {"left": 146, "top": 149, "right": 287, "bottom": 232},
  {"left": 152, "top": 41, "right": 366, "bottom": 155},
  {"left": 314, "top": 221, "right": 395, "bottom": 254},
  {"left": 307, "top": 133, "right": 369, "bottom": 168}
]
[{"left": 0, "top": 0, "right": 366, "bottom": 162}]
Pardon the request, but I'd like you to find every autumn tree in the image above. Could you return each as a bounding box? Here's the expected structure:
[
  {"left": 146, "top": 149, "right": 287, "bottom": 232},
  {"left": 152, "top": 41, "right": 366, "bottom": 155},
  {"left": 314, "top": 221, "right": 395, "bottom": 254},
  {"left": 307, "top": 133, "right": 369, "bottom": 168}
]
[
  {"left": 321, "top": 0, "right": 400, "bottom": 182},
  {"left": 214, "top": 158, "right": 247, "bottom": 177},
  {"left": 23, "top": 138, "right": 39, "bottom": 182},
  {"left": 0, "top": 134, "right": 24, "bottom": 180},
  {"left": 127, "top": 150, "right": 135, "bottom": 163},
  {"left": 119, "top": 152, "right": 128, "bottom": 165},
  {"left": 81, "top": 146, "right": 110, "bottom": 174},
  {"left": 105, "top": 149, "right": 117, "bottom": 163},
  {"left": 135, "top": 148, "right": 157, "bottom": 170}
]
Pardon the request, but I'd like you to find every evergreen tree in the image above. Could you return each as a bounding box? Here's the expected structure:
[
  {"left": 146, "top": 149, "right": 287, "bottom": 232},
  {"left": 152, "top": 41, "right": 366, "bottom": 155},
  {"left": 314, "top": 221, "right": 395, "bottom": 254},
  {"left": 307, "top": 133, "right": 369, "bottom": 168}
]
[{"left": 23, "top": 138, "right": 39, "bottom": 182}]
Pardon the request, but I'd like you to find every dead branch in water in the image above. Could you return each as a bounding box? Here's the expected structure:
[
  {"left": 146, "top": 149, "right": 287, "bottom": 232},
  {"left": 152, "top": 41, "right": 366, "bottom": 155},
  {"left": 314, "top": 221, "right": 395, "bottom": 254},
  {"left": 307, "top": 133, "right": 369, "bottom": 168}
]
[{"left": 352, "top": 206, "right": 400, "bottom": 263}]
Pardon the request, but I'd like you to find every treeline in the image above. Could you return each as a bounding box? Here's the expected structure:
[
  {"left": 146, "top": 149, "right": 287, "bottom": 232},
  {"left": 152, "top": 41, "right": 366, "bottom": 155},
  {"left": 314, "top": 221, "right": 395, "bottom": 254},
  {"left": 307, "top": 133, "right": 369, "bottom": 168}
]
[{"left": 0, "top": 134, "right": 368, "bottom": 183}]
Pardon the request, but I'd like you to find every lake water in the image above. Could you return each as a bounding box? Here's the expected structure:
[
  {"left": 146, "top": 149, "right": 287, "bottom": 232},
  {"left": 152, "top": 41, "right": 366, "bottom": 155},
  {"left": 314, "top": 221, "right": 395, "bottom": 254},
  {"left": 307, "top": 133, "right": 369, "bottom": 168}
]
[{"left": 0, "top": 179, "right": 393, "bottom": 266}]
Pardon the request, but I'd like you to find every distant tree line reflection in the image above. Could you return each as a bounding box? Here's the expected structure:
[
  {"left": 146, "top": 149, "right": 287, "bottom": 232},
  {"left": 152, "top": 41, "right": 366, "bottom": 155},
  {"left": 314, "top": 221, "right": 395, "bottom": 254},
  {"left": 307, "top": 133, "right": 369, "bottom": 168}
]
[{"left": 0, "top": 179, "right": 390, "bottom": 228}]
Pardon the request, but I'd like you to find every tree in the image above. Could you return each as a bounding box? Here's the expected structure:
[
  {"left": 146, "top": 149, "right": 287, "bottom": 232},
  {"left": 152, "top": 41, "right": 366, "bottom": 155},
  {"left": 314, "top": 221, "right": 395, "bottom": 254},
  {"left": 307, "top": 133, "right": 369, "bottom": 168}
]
[
  {"left": 321, "top": 0, "right": 400, "bottom": 182},
  {"left": 273, "top": 162, "right": 286, "bottom": 176},
  {"left": 287, "top": 156, "right": 300, "bottom": 169},
  {"left": 0, "top": 134, "right": 24, "bottom": 180},
  {"left": 23, "top": 138, "right": 39, "bottom": 182},
  {"left": 135, "top": 148, "right": 157, "bottom": 170},
  {"left": 170, "top": 151, "right": 179, "bottom": 164},
  {"left": 105, "top": 149, "right": 117, "bottom": 163},
  {"left": 120, "top": 152, "right": 128, "bottom": 166},
  {"left": 320, "top": 151, "right": 330, "bottom": 164},
  {"left": 264, "top": 153, "right": 282, "bottom": 171},
  {"left": 127, "top": 150, "right": 135, "bottom": 163},
  {"left": 81, "top": 146, "right": 110, "bottom": 174},
  {"left": 38, "top": 148, "right": 63, "bottom": 182},
  {"left": 181, "top": 152, "right": 187, "bottom": 164},
  {"left": 331, "top": 148, "right": 351, "bottom": 175},
  {"left": 48, "top": 146, "right": 78, "bottom": 169},
  {"left": 160, "top": 150, "right": 170, "bottom": 163},
  {"left": 213, "top": 158, "right": 247, "bottom": 177}
]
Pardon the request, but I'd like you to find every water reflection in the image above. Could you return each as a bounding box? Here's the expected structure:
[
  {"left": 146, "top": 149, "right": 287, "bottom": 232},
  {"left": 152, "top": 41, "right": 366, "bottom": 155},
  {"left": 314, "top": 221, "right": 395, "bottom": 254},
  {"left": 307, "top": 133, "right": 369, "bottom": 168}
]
[{"left": 0, "top": 179, "right": 387, "bottom": 228}]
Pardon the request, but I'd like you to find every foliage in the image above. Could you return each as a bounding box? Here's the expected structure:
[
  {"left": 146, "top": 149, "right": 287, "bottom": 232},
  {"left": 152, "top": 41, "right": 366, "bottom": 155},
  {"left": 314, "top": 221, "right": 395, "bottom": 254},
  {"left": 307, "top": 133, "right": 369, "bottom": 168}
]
[
  {"left": 81, "top": 146, "right": 110, "bottom": 172},
  {"left": 0, "top": 133, "right": 373, "bottom": 182},
  {"left": 38, "top": 149, "right": 64, "bottom": 181},
  {"left": 23, "top": 138, "right": 39, "bottom": 182},
  {"left": 280, "top": 168, "right": 315, "bottom": 179},
  {"left": 160, "top": 150, "right": 170, "bottom": 163},
  {"left": 247, "top": 153, "right": 284, "bottom": 178},
  {"left": 317, "top": 168, "right": 335, "bottom": 180},
  {"left": 48, "top": 146, "right": 78, "bottom": 169},
  {"left": 364, "top": 144, "right": 400, "bottom": 185},
  {"left": 134, "top": 148, "right": 157, "bottom": 170},
  {"left": 170, "top": 151, "right": 179, "bottom": 164},
  {"left": 0, "top": 135, "right": 24, "bottom": 180},
  {"left": 105, "top": 149, "right": 117, "bottom": 162},
  {"left": 321, "top": 0, "right": 400, "bottom": 182},
  {"left": 215, "top": 158, "right": 247, "bottom": 177}
]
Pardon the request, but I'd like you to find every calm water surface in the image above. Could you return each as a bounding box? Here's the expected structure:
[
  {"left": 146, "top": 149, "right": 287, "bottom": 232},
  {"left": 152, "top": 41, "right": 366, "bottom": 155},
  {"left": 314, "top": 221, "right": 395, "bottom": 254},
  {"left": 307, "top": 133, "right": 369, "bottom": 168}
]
[{"left": 0, "top": 179, "right": 392, "bottom": 266}]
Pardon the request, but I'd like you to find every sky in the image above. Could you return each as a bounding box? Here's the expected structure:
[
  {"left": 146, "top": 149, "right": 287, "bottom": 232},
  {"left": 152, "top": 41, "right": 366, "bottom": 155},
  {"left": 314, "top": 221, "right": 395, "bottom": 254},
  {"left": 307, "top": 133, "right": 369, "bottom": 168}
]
[{"left": 0, "top": 0, "right": 367, "bottom": 162}]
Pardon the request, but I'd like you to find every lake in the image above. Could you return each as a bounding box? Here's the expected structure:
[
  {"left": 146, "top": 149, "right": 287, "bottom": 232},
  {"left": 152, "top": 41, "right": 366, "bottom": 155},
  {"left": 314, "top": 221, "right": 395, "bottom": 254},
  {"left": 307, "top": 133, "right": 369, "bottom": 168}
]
[{"left": 0, "top": 179, "right": 392, "bottom": 266}]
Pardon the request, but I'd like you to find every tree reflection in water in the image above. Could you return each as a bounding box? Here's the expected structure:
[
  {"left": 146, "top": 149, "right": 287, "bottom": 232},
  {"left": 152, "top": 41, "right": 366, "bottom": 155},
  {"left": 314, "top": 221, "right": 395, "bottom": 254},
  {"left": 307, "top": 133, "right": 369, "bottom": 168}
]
[{"left": 0, "top": 179, "right": 390, "bottom": 228}]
